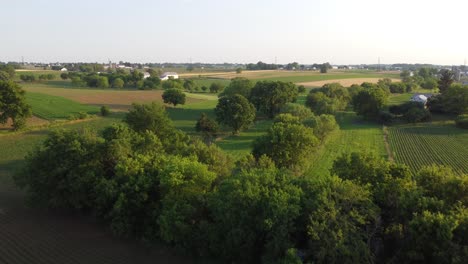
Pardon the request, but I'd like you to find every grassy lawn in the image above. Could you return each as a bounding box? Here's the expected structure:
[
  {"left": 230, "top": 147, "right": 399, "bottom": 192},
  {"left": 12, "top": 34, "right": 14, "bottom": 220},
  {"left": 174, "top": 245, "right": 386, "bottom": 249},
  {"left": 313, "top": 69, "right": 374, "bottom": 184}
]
[
  {"left": 388, "top": 120, "right": 468, "bottom": 174},
  {"left": 26, "top": 92, "right": 99, "bottom": 120},
  {"left": 307, "top": 112, "right": 387, "bottom": 177}
]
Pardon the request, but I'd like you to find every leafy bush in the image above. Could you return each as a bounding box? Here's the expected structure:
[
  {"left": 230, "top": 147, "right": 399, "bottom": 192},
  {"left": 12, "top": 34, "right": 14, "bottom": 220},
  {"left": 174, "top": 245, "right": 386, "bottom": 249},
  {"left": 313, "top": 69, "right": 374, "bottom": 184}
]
[{"left": 100, "top": 105, "right": 111, "bottom": 116}]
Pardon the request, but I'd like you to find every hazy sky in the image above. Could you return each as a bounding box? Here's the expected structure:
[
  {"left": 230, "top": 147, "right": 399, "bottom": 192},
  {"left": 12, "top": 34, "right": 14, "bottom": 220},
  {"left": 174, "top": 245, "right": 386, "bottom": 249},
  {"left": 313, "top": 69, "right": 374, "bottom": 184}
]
[{"left": 2, "top": 0, "right": 468, "bottom": 65}]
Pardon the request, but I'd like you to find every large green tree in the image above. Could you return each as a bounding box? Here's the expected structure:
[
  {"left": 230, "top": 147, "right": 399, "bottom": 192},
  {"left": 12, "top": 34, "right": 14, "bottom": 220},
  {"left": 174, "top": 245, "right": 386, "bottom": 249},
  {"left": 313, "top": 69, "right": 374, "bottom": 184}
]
[
  {"left": 252, "top": 115, "right": 318, "bottom": 171},
  {"left": 214, "top": 94, "right": 256, "bottom": 134},
  {"left": 0, "top": 80, "right": 32, "bottom": 130},
  {"left": 352, "top": 87, "right": 388, "bottom": 120},
  {"left": 220, "top": 77, "right": 253, "bottom": 98},
  {"left": 162, "top": 88, "right": 186, "bottom": 106},
  {"left": 438, "top": 69, "right": 454, "bottom": 94},
  {"left": 249, "top": 81, "right": 298, "bottom": 117}
]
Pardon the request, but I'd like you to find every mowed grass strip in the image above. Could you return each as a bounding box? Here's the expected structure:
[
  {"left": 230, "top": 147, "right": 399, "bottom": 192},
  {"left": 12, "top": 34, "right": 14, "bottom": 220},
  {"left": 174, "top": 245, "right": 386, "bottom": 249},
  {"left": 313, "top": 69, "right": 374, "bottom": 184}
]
[
  {"left": 388, "top": 122, "right": 468, "bottom": 174},
  {"left": 26, "top": 92, "right": 99, "bottom": 120},
  {"left": 307, "top": 112, "right": 387, "bottom": 177}
]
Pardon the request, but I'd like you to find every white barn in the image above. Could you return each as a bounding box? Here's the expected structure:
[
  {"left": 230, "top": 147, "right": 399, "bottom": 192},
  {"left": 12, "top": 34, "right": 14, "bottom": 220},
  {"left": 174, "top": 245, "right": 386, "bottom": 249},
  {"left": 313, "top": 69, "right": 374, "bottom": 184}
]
[
  {"left": 160, "top": 72, "right": 179, "bottom": 81},
  {"left": 60, "top": 67, "right": 68, "bottom": 72},
  {"left": 410, "top": 94, "right": 429, "bottom": 104},
  {"left": 143, "top": 72, "right": 151, "bottom": 79}
]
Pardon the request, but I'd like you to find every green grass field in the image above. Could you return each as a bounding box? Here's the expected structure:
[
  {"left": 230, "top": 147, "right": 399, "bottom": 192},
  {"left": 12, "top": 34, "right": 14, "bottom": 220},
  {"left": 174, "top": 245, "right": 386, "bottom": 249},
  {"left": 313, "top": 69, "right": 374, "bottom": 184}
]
[
  {"left": 307, "top": 112, "right": 387, "bottom": 177},
  {"left": 388, "top": 121, "right": 468, "bottom": 174},
  {"left": 26, "top": 92, "right": 99, "bottom": 120}
]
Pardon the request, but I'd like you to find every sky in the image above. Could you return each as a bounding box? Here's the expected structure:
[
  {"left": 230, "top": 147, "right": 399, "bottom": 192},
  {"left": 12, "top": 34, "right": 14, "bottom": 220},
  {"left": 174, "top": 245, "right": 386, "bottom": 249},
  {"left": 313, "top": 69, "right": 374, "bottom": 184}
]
[{"left": 1, "top": 0, "right": 468, "bottom": 65}]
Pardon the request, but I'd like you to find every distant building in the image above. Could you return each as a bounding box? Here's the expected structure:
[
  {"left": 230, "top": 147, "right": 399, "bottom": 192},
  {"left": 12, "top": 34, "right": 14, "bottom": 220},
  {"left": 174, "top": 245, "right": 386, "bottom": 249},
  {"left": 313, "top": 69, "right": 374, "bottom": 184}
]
[
  {"left": 143, "top": 72, "right": 150, "bottom": 79},
  {"left": 160, "top": 72, "right": 179, "bottom": 81},
  {"left": 410, "top": 94, "right": 432, "bottom": 105},
  {"left": 60, "top": 68, "right": 68, "bottom": 72}
]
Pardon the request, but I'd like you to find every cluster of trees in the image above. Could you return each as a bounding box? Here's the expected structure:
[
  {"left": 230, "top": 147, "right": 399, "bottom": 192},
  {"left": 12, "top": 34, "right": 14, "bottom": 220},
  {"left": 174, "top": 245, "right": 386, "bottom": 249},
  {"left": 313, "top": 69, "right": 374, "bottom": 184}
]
[
  {"left": 15, "top": 103, "right": 467, "bottom": 263},
  {"left": 428, "top": 83, "right": 468, "bottom": 115},
  {"left": 389, "top": 101, "right": 431, "bottom": 123},
  {"left": 253, "top": 104, "right": 338, "bottom": 173},
  {"left": 246, "top": 61, "right": 278, "bottom": 70},
  {"left": 306, "top": 83, "right": 351, "bottom": 115},
  {"left": 68, "top": 70, "right": 160, "bottom": 89},
  {"left": 212, "top": 78, "right": 300, "bottom": 135},
  {"left": 400, "top": 67, "right": 439, "bottom": 90},
  {"left": 0, "top": 79, "right": 31, "bottom": 130}
]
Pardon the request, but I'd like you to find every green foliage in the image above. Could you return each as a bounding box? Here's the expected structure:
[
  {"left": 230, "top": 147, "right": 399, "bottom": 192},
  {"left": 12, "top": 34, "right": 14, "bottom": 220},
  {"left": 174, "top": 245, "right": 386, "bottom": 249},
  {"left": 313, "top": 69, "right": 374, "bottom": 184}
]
[
  {"left": 60, "top": 72, "right": 69, "bottom": 80},
  {"left": 307, "top": 176, "right": 378, "bottom": 264},
  {"left": 236, "top": 67, "right": 242, "bottom": 74},
  {"left": 219, "top": 77, "right": 253, "bottom": 98},
  {"left": 352, "top": 87, "right": 388, "bottom": 120},
  {"left": 422, "top": 78, "right": 438, "bottom": 90},
  {"left": 306, "top": 83, "right": 350, "bottom": 115},
  {"left": 195, "top": 113, "right": 219, "bottom": 143},
  {"left": 162, "top": 88, "right": 186, "bottom": 106},
  {"left": 100, "top": 105, "right": 111, "bottom": 116},
  {"left": 280, "top": 103, "right": 314, "bottom": 121},
  {"left": 158, "top": 156, "right": 216, "bottom": 249},
  {"left": 124, "top": 102, "right": 174, "bottom": 138},
  {"left": 0, "top": 80, "right": 32, "bottom": 130},
  {"left": 20, "top": 73, "right": 36, "bottom": 82},
  {"left": 208, "top": 162, "right": 302, "bottom": 262},
  {"left": 0, "top": 71, "right": 11, "bottom": 82},
  {"left": 320, "top": 63, "right": 328, "bottom": 73},
  {"left": 112, "top": 77, "right": 124, "bottom": 88},
  {"left": 15, "top": 128, "right": 105, "bottom": 209},
  {"left": 298, "top": 85, "right": 306, "bottom": 93},
  {"left": 252, "top": 117, "right": 318, "bottom": 171},
  {"left": 438, "top": 69, "right": 454, "bottom": 94},
  {"left": 96, "top": 76, "right": 109, "bottom": 88},
  {"left": 389, "top": 82, "right": 406, "bottom": 93},
  {"left": 440, "top": 84, "right": 468, "bottom": 114},
  {"left": 250, "top": 81, "right": 298, "bottom": 117},
  {"left": 209, "top": 82, "right": 225, "bottom": 93},
  {"left": 214, "top": 94, "right": 256, "bottom": 134},
  {"left": 183, "top": 79, "right": 197, "bottom": 91},
  {"left": 162, "top": 79, "right": 183, "bottom": 90}
]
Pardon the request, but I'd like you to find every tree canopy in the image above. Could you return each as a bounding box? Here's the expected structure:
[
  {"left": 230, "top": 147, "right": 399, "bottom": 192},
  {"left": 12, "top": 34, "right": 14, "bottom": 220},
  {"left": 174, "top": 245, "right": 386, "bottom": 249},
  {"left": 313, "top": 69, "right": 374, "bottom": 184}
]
[
  {"left": 0, "top": 80, "right": 32, "bottom": 130},
  {"left": 214, "top": 94, "right": 256, "bottom": 134},
  {"left": 250, "top": 81, "right": 298, "bottom": 117}
]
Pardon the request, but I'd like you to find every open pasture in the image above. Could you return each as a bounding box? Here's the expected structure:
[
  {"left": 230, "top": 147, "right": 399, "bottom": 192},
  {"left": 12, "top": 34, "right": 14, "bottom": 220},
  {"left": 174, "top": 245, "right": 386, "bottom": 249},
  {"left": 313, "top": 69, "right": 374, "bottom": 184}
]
[
  {"left": 23, "top": 84, "right": 207, "bottom": 111},
  {"left": 26, "top": 92, "right": 99, "bottom": 120},
  {"left": 184, "top": 70, "right": 400, "bottom": 83}
]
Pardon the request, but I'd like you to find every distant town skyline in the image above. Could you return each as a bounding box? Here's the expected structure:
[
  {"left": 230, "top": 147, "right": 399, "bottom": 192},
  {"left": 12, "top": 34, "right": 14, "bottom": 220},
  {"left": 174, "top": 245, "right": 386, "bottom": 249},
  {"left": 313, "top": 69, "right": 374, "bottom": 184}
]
[{"left": 2, "top": 0, "right": 468, "bottom": 65}]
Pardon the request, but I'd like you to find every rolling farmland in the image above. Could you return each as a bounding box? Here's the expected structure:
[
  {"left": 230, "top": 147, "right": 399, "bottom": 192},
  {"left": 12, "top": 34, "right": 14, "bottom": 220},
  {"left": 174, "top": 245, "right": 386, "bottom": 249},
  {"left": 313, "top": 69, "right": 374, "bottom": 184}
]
[
  {"left": 388, "top": 122, "right": 468, "bottom": 174},
  {"left": 26, "top": 92, "right": 99, "bottom": 120}
]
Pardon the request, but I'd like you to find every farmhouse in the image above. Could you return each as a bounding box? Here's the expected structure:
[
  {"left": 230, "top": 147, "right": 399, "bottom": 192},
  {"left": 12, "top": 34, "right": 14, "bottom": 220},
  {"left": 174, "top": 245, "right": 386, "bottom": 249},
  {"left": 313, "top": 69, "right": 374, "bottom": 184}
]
[
  {"left": 143, "top": 72, "right": 150, "bottom": 79},
  {"left": 410, "top": 94, "right": 432, "bottom": 105},
  {"left": 160, "top": 72, "right": 179, "bottom": 81},
  {"left": 60, "top": 67, "right": 68, "bottom": 72}
]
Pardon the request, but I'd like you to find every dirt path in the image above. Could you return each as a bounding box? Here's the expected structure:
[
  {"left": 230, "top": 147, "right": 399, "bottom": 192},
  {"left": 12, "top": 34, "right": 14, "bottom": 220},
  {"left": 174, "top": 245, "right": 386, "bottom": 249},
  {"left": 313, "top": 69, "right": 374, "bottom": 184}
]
[{"left": 382, "top": 125, "right": 395, "bottom": 162}]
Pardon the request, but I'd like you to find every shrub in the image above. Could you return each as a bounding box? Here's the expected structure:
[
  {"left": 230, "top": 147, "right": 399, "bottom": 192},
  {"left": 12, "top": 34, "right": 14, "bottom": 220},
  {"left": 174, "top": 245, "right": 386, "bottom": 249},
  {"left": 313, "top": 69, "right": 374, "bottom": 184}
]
[{"left": 100, "top": 105, "right": 111, "bottom": 116}]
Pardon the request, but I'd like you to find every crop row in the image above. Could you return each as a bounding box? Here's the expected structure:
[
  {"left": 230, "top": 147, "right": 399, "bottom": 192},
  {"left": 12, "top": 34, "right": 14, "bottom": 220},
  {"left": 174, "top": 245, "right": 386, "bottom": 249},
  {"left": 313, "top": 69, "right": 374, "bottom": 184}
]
[{"left": 388, "top": 125, "right": 468, "bottom": 174}]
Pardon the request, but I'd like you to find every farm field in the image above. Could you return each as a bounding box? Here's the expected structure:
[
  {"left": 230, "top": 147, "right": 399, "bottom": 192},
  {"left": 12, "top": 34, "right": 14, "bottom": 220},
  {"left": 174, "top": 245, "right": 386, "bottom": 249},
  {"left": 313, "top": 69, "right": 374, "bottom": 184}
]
[
  {"left": 297, "top": 78, "right": 400, "bottom": 88},
  {"left": 388, "top": 121, "right": 468, "bottom": 174},
  {"left": 26, "top": 92, "right": 99, "bottom": 120},
  {"left": 307, "top": 112, "right": 388, "bottom": 177},
  {"left": 22, "top": 83, "right": 207, "bottom": 111}
]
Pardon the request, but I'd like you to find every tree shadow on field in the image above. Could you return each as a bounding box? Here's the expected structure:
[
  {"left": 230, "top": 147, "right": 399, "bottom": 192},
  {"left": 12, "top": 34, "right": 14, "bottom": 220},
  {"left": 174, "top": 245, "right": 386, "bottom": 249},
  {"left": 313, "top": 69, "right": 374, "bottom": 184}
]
[{"left": 167, "top": 107, "right": 215, "bottom": 132}]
